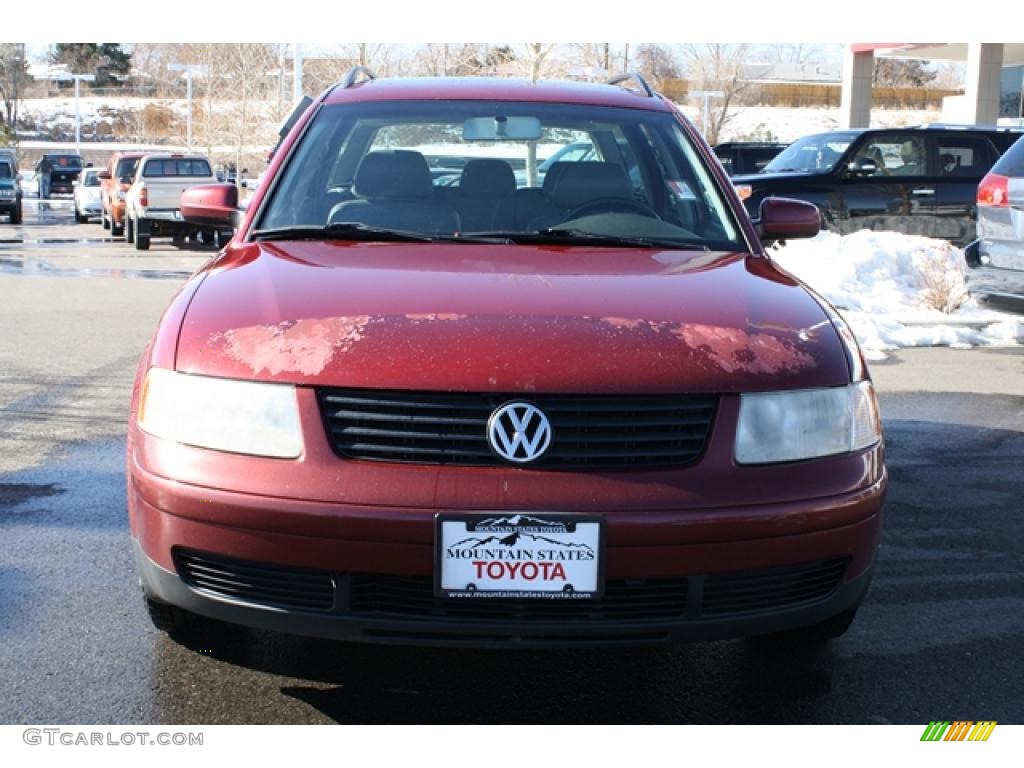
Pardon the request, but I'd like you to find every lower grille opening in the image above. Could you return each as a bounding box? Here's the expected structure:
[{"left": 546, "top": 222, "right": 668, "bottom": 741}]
[
  {"left": 702, "top": 558, "right": 848, "bottom": 616},
  {"left": 350, "top": 574, "right": 689, "bottom": 622},
  {"left": 174, "top": 549, "right": 336, "bottom": 612}
]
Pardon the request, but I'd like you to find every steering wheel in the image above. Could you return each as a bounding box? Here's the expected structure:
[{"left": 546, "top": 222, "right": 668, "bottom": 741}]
[{"left": 562, "top": 197, "right": 660, "bottom": 223}]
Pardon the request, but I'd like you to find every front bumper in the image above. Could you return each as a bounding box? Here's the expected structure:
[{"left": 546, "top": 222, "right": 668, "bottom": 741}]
[{"left": 130, "top": 450, "right": 885, "bottom": 647}]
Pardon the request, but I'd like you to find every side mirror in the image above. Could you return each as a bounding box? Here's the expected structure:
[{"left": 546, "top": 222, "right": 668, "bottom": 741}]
[
  {"left": 757, "top": 197, "right": 821, "bottom": 242},
  {"left": 847, "top": 158, "right": 878, "bottom": 176},
  {"left": 97, "top": 170, "right": 111, "bottom": 180},
  {"left": 180, "top": 183, "right": 240, "bottom": 228}
]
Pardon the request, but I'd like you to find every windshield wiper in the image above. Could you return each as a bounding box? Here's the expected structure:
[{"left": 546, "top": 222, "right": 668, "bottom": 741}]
[
  {"left": 251, "top": 223, "right": 435, "bottom": 243},
  {"left": 461, "top": 229, "right": 710, "bottom": 250}
]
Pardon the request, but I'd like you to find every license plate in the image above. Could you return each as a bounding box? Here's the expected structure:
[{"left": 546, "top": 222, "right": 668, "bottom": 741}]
[{"left": 436, "top": 513, "right": 603, "bottom": 599}]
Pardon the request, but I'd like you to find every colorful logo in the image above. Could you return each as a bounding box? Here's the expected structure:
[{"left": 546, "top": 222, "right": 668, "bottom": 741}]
[{"left": 920, "top": 721, "right": 997, "bottom": 742}]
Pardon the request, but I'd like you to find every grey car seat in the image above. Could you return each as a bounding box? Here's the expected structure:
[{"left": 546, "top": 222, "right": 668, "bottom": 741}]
[{"left": 328, "top": 150, "right": 460, "bottom": 235}]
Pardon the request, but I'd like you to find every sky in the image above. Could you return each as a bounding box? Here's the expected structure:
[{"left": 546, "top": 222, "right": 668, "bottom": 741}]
[{"left": 6, "top": 1, "right": 998, "bottom": 48}]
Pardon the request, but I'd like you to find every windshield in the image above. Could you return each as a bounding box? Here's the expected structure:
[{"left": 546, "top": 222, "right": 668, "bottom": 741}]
[
  {"left": 115, "top": 158, "right": 140, "bottom": 179},
  {"left": 82, "top": 170, "right": 100, "bottom": 186},
  {"left": 762, "top": 132, "right": 858, "bottom": 173},
  {"left": 257, "top": 100, "right": 743, "bottom": 250},
  {"left": 0, "top": 162, "right": 11, "bottom": 179}
]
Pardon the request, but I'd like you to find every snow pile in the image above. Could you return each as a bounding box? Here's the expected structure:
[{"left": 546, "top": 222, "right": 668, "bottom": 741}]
[{"left": 771, "top": 230, "right": 1023, "bottom": 360}]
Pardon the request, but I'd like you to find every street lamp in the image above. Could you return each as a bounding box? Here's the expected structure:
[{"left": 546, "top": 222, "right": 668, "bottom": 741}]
[
  {"left": 168, "top": 63, "right": 207, "bottom": 151},
  {"left": 53, "top": 73, "right": 95, "bottom": 155},
  {"left": 691, "top": 90, "right": 725, "bottom": 140}
]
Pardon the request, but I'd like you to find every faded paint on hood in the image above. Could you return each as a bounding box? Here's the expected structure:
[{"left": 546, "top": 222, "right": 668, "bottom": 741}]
[{"left": 174, "top": 241, "right": 849, "bottom": 393}]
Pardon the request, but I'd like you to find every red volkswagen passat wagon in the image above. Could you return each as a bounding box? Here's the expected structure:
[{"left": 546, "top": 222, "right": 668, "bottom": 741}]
[{"left": 128, "top": 71, "right": 885, "bottom": 647}]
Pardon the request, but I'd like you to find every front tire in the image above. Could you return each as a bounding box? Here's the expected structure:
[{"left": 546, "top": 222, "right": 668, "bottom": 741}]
[
  {"left": 125, "top": 215, "right": 134, "bottom": 244},
  {"left": 10, "top": 205, "right": 21, "bottom": 225}
]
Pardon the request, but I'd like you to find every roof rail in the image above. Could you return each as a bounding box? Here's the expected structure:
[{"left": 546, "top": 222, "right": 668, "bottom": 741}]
[
  {"left": 343, "top": 66, "right": 377, "bottom": 89},
  {"left": 607, "top": 72, "right": 654, "bottom": 98},
  {"left": 917, "top": 122, "right": 1023, "bottom": 131}
]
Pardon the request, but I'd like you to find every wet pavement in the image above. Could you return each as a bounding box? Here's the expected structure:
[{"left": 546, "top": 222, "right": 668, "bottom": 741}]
[{"left": 0, "top": 202, "right": 1022, "bottom": 724}]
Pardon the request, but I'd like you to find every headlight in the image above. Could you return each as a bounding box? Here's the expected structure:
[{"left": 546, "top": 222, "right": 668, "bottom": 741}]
[
  {"left": 735, "top": 381, "right": 880, "bottom": 464},
  {"left": 0, "top": 189, "right": 13, "bottom": 198},
  {"left": 138, "top": 368, "right": 302, "bottom": 458}
]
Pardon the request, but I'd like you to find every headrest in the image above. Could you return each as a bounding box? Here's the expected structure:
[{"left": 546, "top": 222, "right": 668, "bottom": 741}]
[
  {"left": 354, "top": 151, "right": 433, "bottom": 199},
  {"left": 458, "top": 159, "right": 515, "bottom": 197},
  {"left": 545, "top": 162, "right": 631, "bottom": 209}
]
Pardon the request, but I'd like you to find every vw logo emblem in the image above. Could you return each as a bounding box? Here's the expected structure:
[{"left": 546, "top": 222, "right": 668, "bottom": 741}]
[{"left": 487, "top": 402, "right": 553, "bottom": 464}]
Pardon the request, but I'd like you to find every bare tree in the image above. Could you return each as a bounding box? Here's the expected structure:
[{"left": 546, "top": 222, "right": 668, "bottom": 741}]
[
  {"left": 635, "top": 44, "right": 680, "bottom": 84},
  {"left": 765, "top": 44, "right": 822, "bottom": 65},
  {"left": 682, "top": 43, "right": 751, "bottom": 144},
  {"left": 516, "top": 44, "right": 560, "bottom": 186},
  {"left": 0, "top": 44, "right": 30, "bottom": 148}
]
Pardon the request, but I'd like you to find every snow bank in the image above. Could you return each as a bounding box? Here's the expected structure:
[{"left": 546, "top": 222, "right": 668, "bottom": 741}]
[{"left": 771, "top": 230, "right": 1023, "bottom": 360}]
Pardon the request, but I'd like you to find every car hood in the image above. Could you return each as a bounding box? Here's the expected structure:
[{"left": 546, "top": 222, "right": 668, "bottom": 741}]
[{"left": 175, "top": 242, "right": 849, "bottom": 393}]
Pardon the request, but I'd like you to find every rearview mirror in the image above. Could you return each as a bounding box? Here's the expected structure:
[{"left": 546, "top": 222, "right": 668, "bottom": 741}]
[
  {"left": 180, "top": 183, "right": 240, "bottom": 228},
  {"left": 463, "top": 116, "right": 542, "bottom": 142},
  {"left": 757, "top": 197, "right": 821, "bottom": 243}
]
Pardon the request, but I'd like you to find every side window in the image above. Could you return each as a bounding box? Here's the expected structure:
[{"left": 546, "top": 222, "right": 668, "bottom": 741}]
[
  {"left": 935, "top": 136, "right": 997, "bottom": 178},
  {"left": 852, "top": 134, "right": 926, "bottom": 177}
]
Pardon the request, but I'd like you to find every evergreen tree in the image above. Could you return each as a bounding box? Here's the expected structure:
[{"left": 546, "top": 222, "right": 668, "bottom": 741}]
[{"left": 49, "top": 43, "right": 132, "bottom": 87}]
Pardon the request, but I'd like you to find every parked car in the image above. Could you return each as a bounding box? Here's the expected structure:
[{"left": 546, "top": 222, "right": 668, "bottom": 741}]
[
  {"left": 35, "top": 152, "right": 84, "bottom": 198},
  {"left": 0, "top": 157, "right": 22, "bottom": 224},
  {"left": 124, "top": 153, "right": 229, "bottom": 250},
  {"left": 73, "top": 168, "right": 103, "bottom": 223},
  {"left": 713, "top": 141, "right": 788, "bottom": 176},
  {"left": 130, "top": 72, "right": 885, "bottom": 649},
  {"left": 965, "top": 134, "right": 1024, "bottom": 309},
  {"left": 733, "top": 125, "right": 1023, "bottom": 245},
  {"left": 99, "top": 151, "right": 144, "bottom": 237},
  {"left": 0, "top": 147, "right": 18, "bottom": 172}
]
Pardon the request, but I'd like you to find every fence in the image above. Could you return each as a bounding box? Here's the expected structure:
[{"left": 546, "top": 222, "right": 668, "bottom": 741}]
[{"left": 658, "top": 78, "right": 961, "bottom": 110}]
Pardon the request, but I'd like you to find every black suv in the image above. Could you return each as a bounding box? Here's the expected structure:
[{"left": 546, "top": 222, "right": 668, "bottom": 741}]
[
  {"left": 35, "top": 152, "right": 84, "bottom": 198},
  {"left": 713, "top": 141, "right": 787, "bottom": 176},
  {"left": 734, "top": 125, "right": 1023, "bottom": 245}
]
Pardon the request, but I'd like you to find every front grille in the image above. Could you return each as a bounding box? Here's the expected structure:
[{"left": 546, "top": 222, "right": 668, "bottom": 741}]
[
  {"left": 350, "top": 574, "right": 689, "bottom": 621},
  {"left": 174, "top": 549, "right": 336, "bottom": 612},
  {"left": 317, "top": 389, "right": 717, "bottom": 468},
  {"left": 702, "top": 558, "right": 848, "bottom": 616}
]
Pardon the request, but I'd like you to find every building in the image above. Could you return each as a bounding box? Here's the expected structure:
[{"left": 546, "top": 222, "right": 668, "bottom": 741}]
[{"left": 840, "top": 43, "right": 1024, "bottom": 127}]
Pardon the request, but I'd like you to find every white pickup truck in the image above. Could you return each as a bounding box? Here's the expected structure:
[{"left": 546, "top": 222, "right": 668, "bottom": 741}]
[{"left": 125, "top": 153, "right": 232, "bottom": 251}]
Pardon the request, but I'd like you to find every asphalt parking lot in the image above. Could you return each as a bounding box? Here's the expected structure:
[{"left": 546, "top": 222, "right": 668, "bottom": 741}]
[{"left": 0, "top": 199, "right": 1021, "bottom": 724}]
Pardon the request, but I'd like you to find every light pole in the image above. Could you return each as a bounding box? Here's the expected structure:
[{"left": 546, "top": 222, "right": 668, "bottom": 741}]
[
  {"left": 168, "top": 64, "right": 206, "bottom": 151},
  {"left": 292, "top": 43, "right": 303, "bottom": 103},
  {"left": 54, "top": 73, "right": 96, "bottom": 155},
  {"left": 691, "top": 90, "right": 724, "bottom": 141}
]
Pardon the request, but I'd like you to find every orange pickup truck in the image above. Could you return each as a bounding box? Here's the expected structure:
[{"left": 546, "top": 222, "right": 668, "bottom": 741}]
[{"left": 99, "top": 151, "right": 144, "bottom": 237}]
